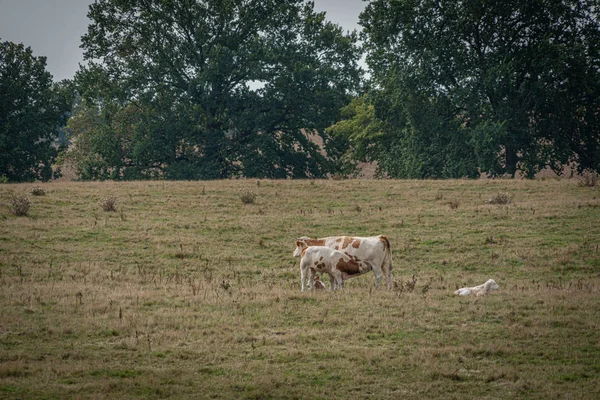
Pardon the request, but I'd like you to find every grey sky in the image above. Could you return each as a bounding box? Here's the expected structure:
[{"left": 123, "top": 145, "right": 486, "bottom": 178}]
[{"left": 0, "top": 0, "right": 367, "bottom": 82}]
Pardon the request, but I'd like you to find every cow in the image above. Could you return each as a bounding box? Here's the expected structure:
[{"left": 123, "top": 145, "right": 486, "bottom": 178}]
[
  {"left": 299, "top": 246, "right": 374, "bottom": 292},
  {"left": 454, "top": 279, "right": 500, "bottom": 296},
  {"left": 293, "top": 235, "right": 393, "bottom": 290},
  {"left": 313, "top": 275, "right": 327, "bottom": 291}
]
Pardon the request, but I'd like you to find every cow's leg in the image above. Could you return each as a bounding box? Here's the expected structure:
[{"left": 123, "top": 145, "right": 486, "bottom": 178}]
[
  {"left": 308, "top": 268, "right": 316, "bottom": 291},
  {"left": 300, "top": 261, "right": 308, "bottom": 292},
  {"left": 331, "top": 270, "right": 344, "bottom": 290},
  {"left": 372, "top": 267, "right": 383, "bottom": 289},
  {"left": 327, "top": 274, "right": 336, "bottom": 290},
  {"left": 384, "top": 261, "right": 393, "bottom": 290}
]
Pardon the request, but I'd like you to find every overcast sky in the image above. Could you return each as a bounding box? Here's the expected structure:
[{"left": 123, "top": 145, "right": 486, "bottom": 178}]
[{"left": 0, "top": 0, "right": 367, "bottom": 82}]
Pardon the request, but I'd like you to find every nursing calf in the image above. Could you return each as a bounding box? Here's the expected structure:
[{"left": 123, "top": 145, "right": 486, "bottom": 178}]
[{"left": 299, "top": 246, "right": 373, "bottom": 292}]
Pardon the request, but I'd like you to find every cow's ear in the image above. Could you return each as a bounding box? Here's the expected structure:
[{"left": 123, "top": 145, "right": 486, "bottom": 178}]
[{"left": 296, "top": 240, "right": 301, "bottom": 247}]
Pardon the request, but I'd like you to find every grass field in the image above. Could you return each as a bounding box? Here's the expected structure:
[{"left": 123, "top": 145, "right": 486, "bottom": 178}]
[{"left": 1, "top": 178, "right": 599, "bottom": 399}]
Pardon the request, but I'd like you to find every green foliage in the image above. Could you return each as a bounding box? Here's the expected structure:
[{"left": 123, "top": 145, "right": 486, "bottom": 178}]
[
  {"left": 0, "top": 41, "right": 72, "bottom": 182},
  {"left": 360, "top": 0, "right": 600, "bottom": 178},
  {"left": 72, "top": 0, "right": 361, "bottom": 180},
  {"left": 326, "top": 95, "right": 382, "bottom": 176},
  {"left": 329, "top": 91, "right": 479, "bottom": 178}
]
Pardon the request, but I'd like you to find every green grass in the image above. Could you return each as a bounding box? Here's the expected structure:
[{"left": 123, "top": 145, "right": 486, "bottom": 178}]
[{"left": 0, "top": 179, "right": 599, "bottom": 399}]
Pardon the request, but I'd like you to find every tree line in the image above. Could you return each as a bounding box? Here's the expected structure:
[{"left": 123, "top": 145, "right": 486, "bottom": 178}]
[{"left": 1, "top": 0, "right": 599, "bottom": 182}]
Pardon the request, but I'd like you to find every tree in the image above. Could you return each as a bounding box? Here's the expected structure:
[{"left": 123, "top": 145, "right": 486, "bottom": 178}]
[
  {"left": 360, "top": 0, "right": 600, "bottom": 177},
  {"left": 328, "top": 88, "right": 480, "bottom": 179},
  {"left": 74, "top": 0, "right": 361, "bottom": 180},
  {"left": 0, "top": 41, "right": 71, "bottom": 182}
]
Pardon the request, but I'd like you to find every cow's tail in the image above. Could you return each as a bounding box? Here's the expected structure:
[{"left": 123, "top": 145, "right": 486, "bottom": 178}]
[{"left": 380, "top": 235, "right": 393, "bottom": 290}]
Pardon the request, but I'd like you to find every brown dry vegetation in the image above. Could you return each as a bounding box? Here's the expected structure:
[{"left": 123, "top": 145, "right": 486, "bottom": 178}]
[{"left": 1, "top": 179, "right": 599, "bottom": 399}]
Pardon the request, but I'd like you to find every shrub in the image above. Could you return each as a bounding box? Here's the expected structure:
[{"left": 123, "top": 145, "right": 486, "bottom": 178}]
[
  {"left": 29, "top": 186, "right": 46, "bottom": 196},
  {"left": 578, "top": 171, "right": 598, "bottom": 188},
  {"left": 10, "top": 194, "right": 31, "bottom": 216},
  {"left": 100, "top": 195, "right": 118, "bottom": 212},
  {"left": 487, "top": 193, "right": 511, "bottom": 205},
  {"left": 447, "top": 200, "right": 459, "bottom": 209},
  {"left": 239, "top": 190, "right": 256, "bottom": 205}
]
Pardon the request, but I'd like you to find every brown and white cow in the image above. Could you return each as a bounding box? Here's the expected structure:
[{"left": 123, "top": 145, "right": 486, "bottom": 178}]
[
  {"left": 299, "top": 246, "right": 374, "bottom": 292},
  {"left": 293, "top": 235, "right": 393, "bottom": 290}
]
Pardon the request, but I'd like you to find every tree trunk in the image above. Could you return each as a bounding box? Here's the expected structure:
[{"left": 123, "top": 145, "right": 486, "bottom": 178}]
[{"left": 505, "top": 145, "right": 518, "bottom": 177}]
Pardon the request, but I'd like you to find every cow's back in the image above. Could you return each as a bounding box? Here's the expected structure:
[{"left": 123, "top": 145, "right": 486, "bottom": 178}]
[{"left": 322, "top": 236, "right": 387, "bottom": 263}]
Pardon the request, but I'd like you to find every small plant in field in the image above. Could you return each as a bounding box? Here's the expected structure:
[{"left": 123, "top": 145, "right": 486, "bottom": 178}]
[
  {"left": 487, "top": 192, "right": 511, "bottom": 205},
  {"left": 10, "top": 194, "right": 31, "bottom": 216},
  {"left": 394, "top": 274, "right": 418, "bottom": 295},
  {"left": 0, "top": 174, "right": 8, "bottom": 184},
  {"left": 220, "top": 279, "right": 231, "bottom": 292},
  {"left": 447, "top": 200, "right": 459, "bottom": 209},
  {"left": 29, "top": 186, "right": 46, "bottom": 196},
  {"left": 100, "top": 195, "right": 118, "bottom": 212},
  {"left": 239, "top": 190, "right": 256, "bottom": 204},
  {"left": 578, "top": 171, "right": 598, "bottom": 187}
]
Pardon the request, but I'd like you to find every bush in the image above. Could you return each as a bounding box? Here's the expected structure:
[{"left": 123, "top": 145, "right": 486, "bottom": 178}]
[
  {"left": 578, "top": 171, "right": 598, "bottom": 188},
  {"left": 29, "top": 186, "right": 46, "bottom": 196},
  {"left": 239, "top": 190, "right": 256, "bottom": 205},
  {"left": 10, "top": 194, "right": 31, "bottom": 216},
  {"left": 100, "top": 195, "right": 118, "bottom": 212},
  {"left": 447, "top": 200, "right": 459, "bottom": 209},
  {"left": 487, "top": 193, "right": 511, "bottom": 205}
]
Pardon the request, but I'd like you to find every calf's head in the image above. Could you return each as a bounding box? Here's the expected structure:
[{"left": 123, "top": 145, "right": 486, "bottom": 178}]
[
  {"left": 485, "top": 279, "right": 500, "bottom": 292},
  {"left": 293, "top": 239, "right": 308, "bottom": 258}
]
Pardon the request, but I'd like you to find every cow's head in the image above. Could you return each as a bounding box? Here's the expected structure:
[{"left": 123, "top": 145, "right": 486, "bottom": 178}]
[
  {"left": 485, "top": 279, "right": 500, "bottom": 292},
  {"left": 293, "top": 238, "right": 309, "bottom": 258}
]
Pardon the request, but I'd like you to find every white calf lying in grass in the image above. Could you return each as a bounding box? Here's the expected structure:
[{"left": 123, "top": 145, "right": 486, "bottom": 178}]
[{"left": 454, "top": 279, "right": 500, "bottom": 296}]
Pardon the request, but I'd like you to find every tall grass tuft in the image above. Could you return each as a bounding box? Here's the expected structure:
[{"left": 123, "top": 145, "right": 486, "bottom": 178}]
[
  {"left": 100, "top": 195, "right": 118, "bottom": 212},
  {"left": 10, "top": 194, "right": 31, "bottom": 216},
  {"left": 578, "top": 171, "right": 598, "bottom": 187},
  {"left": 487, "top": 192, "right": 512, "bottom": 205},
  {"left": 29, "top": 186, "right": 46, "bottom": 196},
  {"left": 239, "top": 190, "right": 256, "bottom": 204}
]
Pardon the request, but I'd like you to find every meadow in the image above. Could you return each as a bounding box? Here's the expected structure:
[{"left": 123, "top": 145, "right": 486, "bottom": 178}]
[{"left": 0, "top": 178, "right": 599, "bottom": 399}]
